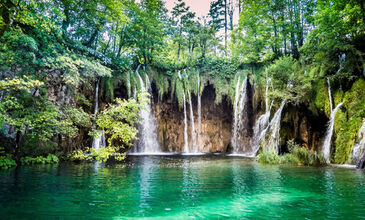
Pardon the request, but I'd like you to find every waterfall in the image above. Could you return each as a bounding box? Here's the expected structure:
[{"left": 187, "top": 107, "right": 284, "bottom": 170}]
[
  {"left": 352, "top": 143, "right": 362, "bottom": 164},
  {"left": 336, "top": 53, "right": 346, "bottom": 75},
  {"left": 197, "top": 73, "right": 202, "bottom": 150},
  {"left": 133, "top": 86, "right": 137, "bottom": 100},
  {"left": 327, "top": 78, "right": 333, "bottom": 111},
  {"left": 231, "top": 77, "right": 248, "bottom": 154},
  {"left": 322, "top": 103, "right": 343, "bottom": 163},
  {"left": 264, "top": 80, "right": 294, "bottom": 154},
  {"left": 178, "top": 70, "right": 190, "bottom": 153},
  {"left": 251, "top": 77, "right": 273, "bottom": 156},
  {"left": 266, "top": 99, "right": 286, "bottom": 154},
  {"left": 92, "top": 78, "right": 106, "bottom": 151},
  {"left": 352, "top": 121, "right": 365, "bottom": 165},
  {"left": 135, "top": 67, "right": 161, "bottom": 153},
  {"left": 188, "top": 91, "right": 197, "bottom": 152},
  {"left": 321, "top": 79, "right": 343, "bottom": 163},
  {"left": 231, "top": 76, "right": 241, "bottom": 151},
  {"left": 183, "top": 90, "right": 189, "bottom": 153}
]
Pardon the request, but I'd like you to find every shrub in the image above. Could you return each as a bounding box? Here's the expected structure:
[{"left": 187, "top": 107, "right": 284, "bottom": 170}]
[
  {"left": 257, "top": 140, "right": 325, "bottom": 166},
  {"left": 257, "top": 151, "right": 280, "bottom": 164},
  {"left": 68, "top": 149, "right": 93, "bottom": 162},
  {"left": 20, "top": 154, "right": 59, "bottom": 165},
  {"left": 0, "top": 156, "right": 17, "bottom": 169}
]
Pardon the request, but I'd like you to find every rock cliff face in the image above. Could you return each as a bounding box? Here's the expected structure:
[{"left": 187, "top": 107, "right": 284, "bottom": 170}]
[
  {"left": 154, "top": 84, "right": 232, "bottom": 153},
  {"left": 280, "top": 105, "right": 327, "bottom": 153},
  {"left": 149, "top": 81, "right": 326, "bottom": 154},
  {"left": 108, "top": 76, "right": 329, "bottom": 154}
]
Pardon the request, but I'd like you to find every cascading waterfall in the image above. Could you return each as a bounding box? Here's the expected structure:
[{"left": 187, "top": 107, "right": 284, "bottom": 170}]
[
  {"left": 321, "top": 78, "right": 343, "bottom": 163},
  {"left": 92, "top": 78, "right": 106, "bottom": 151},
  {"left": 336, "top": 53, "right": 346, "bottom": 75},
  {"left": 178, "top": 70, "right": 189, "bottom": 153},
  {"left": 231, "top": 77, "right": 248, "bottom": 154},
  {"left": 352, "top": 121, "right": 365, "bottom": 166},
  {"left": 265, "top": 80, "right": 292, "bottom": 154},
  {"left": 183, "top": 92, "right": 189, "bottom": 153},
  {"left": 231, "top": 76, "right": 241, "bottom": 151},
  {"left": 197, "top": 73, "right": 202, "bottom": 150},
  {"left": 251, "top": 77, "right": 273, "bottom": 156},
  {"left": 327, "top": 78, "right": 333, "bottom": 111},
  {"left": 266, "top": 99, "right": 286, "bottom": 154},
  {"left": 188, "top": 91, "right": 197, "bottom": 152},
  {"left": 135, "top": 66, "right": 161, "bottom": 153},
  {"left": 133, "top": 86, "right": 137, "bottom": 100}
]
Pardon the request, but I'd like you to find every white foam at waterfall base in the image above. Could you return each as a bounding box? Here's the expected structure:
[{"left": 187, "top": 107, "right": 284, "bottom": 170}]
[{"left": 134, "top": 69, "right": 161, "bottom": 154}]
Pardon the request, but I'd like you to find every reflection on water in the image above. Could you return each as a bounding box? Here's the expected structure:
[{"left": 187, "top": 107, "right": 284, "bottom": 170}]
[{"left": 0, "top": 156, "right": 365, "bottom": 219}]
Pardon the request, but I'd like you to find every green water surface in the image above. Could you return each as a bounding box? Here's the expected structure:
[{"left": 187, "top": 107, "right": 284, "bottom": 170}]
[{"left": 1, "top": 156, "right": 365, "bottom": 219}]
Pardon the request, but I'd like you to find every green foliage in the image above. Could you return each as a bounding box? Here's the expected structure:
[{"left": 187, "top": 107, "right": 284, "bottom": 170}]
[
  {"left": 51, "top": 55, "right": 112, "bottom": 87},
  {"left": 312, "top": 79, "right": 331, "bottom": 117},
  {"left": 20, "top": 154, "right": 59, "bottom": 165},
  {"left": 334, "top": 79, "right": 365, "bottom": 164},
  {"left": 0, "top": 31, "right": 39, "bottom": 71},
  {"left": 64, "top": 107, "right": 92, "bottom": 128},
  {"left": 267, "top": 57, "right": 313, "bottom": 105},
  {"left": 0, "top": 76, "right": 44, "bottom": 92},
  {"left": 258, "top": 140, "right": 325, "bottom": 166},
  {"left": 68, "top": 149, "right": 93, "bottom": 162},
  {"left": 257, "top": 151, "right": 280, "bottom": 164},
  {"left": 0, "top": 156, "right": 17, "bottom": 169},
  {"left": 288, "top": 140, "right": 325, "bottom": 166},
  {"left": 302, "top": 0, "right": 364, "bottom": 81},
  {"left": 150, "top": 67, "right": 170, "bottom": 98},
  {"left": 94, "top": 97, "right": 143, "bottom": 162}
]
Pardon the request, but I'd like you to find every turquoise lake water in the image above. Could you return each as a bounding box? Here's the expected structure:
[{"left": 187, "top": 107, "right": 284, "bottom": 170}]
[{"left": 1, "top": 156, "right": 365, "bottom": 219}]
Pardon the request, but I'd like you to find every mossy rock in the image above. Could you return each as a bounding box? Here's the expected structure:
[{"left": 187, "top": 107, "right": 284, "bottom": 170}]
[
  {"left": 333, "top": 78, "right": 365, "bottom": 164},
  {"left": 313, "top": 79, "right": 331, "bottom": 117}
]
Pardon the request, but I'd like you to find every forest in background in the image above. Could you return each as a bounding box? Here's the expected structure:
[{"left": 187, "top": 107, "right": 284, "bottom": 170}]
[{"left": 0, "top": 0, "right": 364, "bottom": 168}]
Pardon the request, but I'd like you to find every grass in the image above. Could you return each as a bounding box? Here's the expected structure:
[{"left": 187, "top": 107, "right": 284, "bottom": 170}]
[{"left": 257, "top": 140, "right": 325, "bottom": 166}]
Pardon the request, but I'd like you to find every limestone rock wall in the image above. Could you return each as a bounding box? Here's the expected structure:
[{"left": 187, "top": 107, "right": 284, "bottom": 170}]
[{"left": 154, "top": 84, "right": 232, "bottom": 153}]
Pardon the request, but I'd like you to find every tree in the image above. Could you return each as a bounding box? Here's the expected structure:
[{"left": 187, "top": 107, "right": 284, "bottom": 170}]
[
  {"left": 209, "top": 0, "right": 226, "bottom": 55},
  {"left": 123, "top": 0, "right": 166, "bottom": 65},
  {"left": 172, "top": 0, "right": 196, "bottom": 63},
  {"left": 0, "top": 77, "right": 75, "bottom": 159},
  {"left": 94, "top": 97, "right": 144, "bottom": 162}
]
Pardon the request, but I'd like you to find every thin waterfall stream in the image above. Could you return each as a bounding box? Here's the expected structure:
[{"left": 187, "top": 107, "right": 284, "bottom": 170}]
[
  {"left": 197, "top": 73, "right": 202, "bottom": 150},
  {"left": 92, "top": 78, "right": 106, "bottom": 151},
  {"left": 266, "top": 99, "right": 286, "bottom": 154},
  {"left": 188, "top": 91, "right": 197, "bottom": 152},
  {"left": 251, "top": 77, "right": 273, "bottom": 156},
  {"left": 231, "top": 76, "right": 249, "bottom": 154},
  {"left": 352, "top": 121, "right": 365, "bottom": 164},
  {"left": 321, "top": 78, "right": 343, "bottom": 163},
  {"left": 178, "top": 70, "right": 190, "bottom": 153}
]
